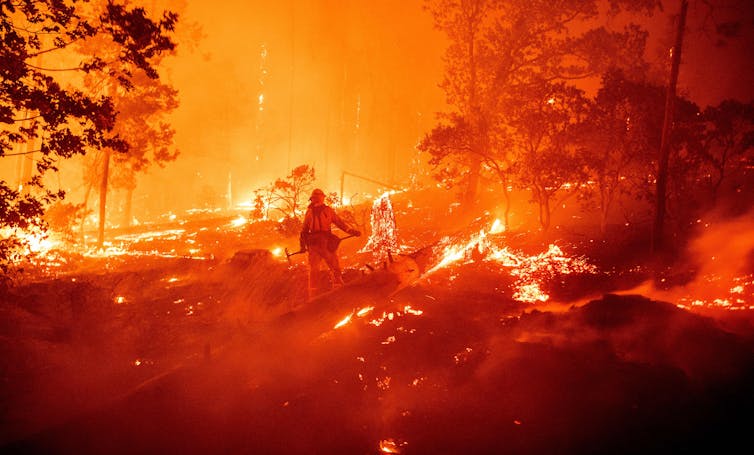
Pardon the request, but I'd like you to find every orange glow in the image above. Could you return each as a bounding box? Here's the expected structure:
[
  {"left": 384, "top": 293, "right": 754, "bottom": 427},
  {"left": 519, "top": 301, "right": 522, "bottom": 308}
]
[
  {"left": 334, "top": 312, "right": 354, "bottom": 329},
  {"left": 489, "top": 218, "right": 505, "bottom": 234},
  {"left": 424, "top": 222, "right": 596, "bottom": 303},
  {"left": 379, "top": 439, "right": 401, "bottom": 454},
  {"left": 229, "top": 215, "right": 248, "bottom": 228},
  {"left": 357, "top": 306, "right": 375, "bottom": 317}
]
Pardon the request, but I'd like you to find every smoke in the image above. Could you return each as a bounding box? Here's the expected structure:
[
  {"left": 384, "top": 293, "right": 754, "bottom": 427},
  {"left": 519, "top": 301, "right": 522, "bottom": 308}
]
[
  {"left": 613, "top": 208, "right": 754, "bottom": 309},
  {"left": 687, "top": 209, "right": 754, "bottom": 283}
]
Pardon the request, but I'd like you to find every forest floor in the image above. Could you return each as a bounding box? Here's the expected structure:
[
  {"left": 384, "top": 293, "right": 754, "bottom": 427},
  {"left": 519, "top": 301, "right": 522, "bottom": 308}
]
[{"left": 1, "top": 189, "right": 753, "bottom": 454}]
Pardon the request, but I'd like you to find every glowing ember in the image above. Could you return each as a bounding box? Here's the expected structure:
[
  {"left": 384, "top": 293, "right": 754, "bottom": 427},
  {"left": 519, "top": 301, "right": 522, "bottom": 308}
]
[
  {"left": 403, "top": 305, "right": 423, "bottom": 315},
  {"left": 381, "top": 335, "right": 396, "bottom": 345},
  {"left": 357, "top": 306, "right": 375, "bottom": 317},
  {"left": 334, "top": 312, "right": 354, "bottom": 329},
  {"left": 513, "top": 283, "right": 549, "bottom": 303},
  {"left": 424, "top": 222, "right": 596, "bottom": 303},
  {"left": 379, "top": 438, "right": 405, "bottom": 454}
]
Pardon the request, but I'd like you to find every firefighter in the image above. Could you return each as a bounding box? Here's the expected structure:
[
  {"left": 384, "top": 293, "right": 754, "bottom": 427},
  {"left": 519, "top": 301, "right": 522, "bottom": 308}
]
[{"left": 299, "top": 188, "right": 361, "bottom": 298}]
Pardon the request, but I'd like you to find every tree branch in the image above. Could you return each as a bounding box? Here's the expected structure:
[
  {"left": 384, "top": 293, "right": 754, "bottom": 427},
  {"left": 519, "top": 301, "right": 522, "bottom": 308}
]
[
  {"left": 26, "top": 62, "right": 83, "bottom": 72},
  {"left": 2, "top": 148, "right": 42, "bottom": 157}
]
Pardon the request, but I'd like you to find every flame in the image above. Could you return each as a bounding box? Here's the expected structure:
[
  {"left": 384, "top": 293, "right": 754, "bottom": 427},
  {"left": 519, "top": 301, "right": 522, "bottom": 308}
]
[
  {"left": 361, "top": 192, "right": 399, "bottom": 262},
  {"left": 334, "top": 312, "right": 354, "bottom": 329},
  {"left": 489, "top": 218, "right": 505, "bottom": 234},
  {"left": 229, "top": 215, "right": 248, "bottom": 228},
  {"left": 1, "top": 226, "right": 58, "bottom": 255},
  {"left": 425, "top": 222, "right": 597, "bottom": 303},
  {"left": 379, "top": 438, "right": 404, "bottom": 454},
  {"left": 357, "top": 306, "right": 375, "bottom": 317}
]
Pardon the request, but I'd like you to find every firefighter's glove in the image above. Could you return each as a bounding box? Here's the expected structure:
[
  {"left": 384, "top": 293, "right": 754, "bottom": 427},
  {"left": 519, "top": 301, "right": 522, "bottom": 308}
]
[
  {"left": 348, "top": 228, "right": 361, "bottom": 237},
  {"left": 299, "top": 232, "right": 308, "bottom": 251}
]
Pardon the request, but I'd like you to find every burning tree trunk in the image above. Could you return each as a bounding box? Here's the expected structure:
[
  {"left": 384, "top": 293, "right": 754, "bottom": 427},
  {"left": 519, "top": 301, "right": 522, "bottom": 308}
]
[
  {"left": 361, "top": 193, "right": 399, "bottom": 263},
  {"left": 653, "top": 0, "right": 688, "bottom": 252}
]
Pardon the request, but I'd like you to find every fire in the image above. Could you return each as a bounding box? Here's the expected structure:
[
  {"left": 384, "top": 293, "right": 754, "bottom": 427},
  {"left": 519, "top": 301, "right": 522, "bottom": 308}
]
[
  {"left": 361, "top": 192, "right": 400, "bottom": 262},
  {"left": 334, "top": 312, "right": 354, "bottom": 329},
  {"left": 1, "top": 226, "right": 58, "bottom": 255},
  {"left": 512, "top": 283, "right": 549, "bottom": 303},
  {"left": 424, "top": 223, "right": 597, "bottom": 303},
  {"left": 229, "top": 215, "right": 248, "bottom": 228},
  {"left": 489, "top": 218, "right": 505, "bottom": 234},
  {"left": 333, "top": 306, "right": 379, "bottom": 330},
  {"left": 357, "top": 306, "right": 375, "bottom": 317},
  {"left": 379, "top": 438, "right": 405, "bottom": 454}
]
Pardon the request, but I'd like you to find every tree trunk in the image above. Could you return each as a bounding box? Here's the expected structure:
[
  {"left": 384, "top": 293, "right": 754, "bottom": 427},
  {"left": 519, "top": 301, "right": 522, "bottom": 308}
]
[
  {"left": 20, "top": 137, "right": 36, "bottom": 194},
  {"left": 97, "top": 148, "right": 111, "bottom": 249},
  {"left": 123, "top": 186, "right": 134, "bottom": 228},
  {"left": 80, "top": 180, "right": 93, "bottom": 243},
  {"left": 503, "top": 180, "right": 511, "bottom": 230},
  {"left": 652, "top": 0, "right": 688, "bottom": 253},
  {"left": 465, "top": 157, "right": 481, "bottom": 205},
  {"left": 540, "top": 196, "right": 551, "bottom": 232}
]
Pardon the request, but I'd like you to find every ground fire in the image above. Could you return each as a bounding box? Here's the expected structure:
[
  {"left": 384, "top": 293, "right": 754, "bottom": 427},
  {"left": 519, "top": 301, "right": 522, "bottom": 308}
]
[{"left": 2, "top": 1, "right": 754, "bottom": 454}]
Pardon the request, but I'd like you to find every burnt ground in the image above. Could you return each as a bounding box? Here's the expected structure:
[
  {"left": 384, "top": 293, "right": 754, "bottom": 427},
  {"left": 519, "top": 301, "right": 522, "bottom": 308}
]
[{"left": 1, "top": 194, "right": 753, "bottom": 455}]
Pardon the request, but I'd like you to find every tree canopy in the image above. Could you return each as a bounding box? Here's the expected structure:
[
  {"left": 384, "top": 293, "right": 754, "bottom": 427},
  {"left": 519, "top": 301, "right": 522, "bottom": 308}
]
[{"left": 0, "top": 0, "right": 177, "bottom": 274}]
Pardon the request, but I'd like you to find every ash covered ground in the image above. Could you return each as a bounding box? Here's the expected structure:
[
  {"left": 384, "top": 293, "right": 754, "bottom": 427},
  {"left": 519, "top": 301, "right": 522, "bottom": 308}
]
[{"left": 1, "top": 190, "right": 753, "bottom": 455}]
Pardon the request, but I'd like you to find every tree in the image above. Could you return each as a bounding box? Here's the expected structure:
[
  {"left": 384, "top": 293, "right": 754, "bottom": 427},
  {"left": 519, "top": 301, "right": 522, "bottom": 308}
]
[
  {"left": 653, "top": 0, "right": 688, "bottom": 252},
  {"left": 695, "top": 99, "right": 754, "bottom": 203},
  {"left": 421, "top": 0, "right": 657, "bottom": 220},
  {"left": 252, "top": 164, "right": 315, "bottom": 221},
  {"left": 421, "top": 0, "right": 497, "bottom": 208},
  {"left": 0, "top": 0, "right": 177, "bottom": 264},
  {"left": 74, "top": 2, "right": 179, "bottom": 246},
  {"left": 510, "top": 80, "right": 590, "bottom": 231},
  {"left": 580, "top": 69, "right": 665, "bottom": 234},
  {"left": 87, "top": 70, "right": 179, "bottom": 233}
]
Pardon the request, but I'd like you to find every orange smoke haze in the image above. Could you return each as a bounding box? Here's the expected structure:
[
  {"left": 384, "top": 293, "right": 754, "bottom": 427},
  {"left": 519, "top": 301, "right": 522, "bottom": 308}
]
[
  {"left": 101, "top": 0, "right": 754, "bottom": 221},
  {"left": 141, "top": 0, "right": 446, "bottom": 217},
  {"left": 2, "top": 0, "right": 753, "bottom": 224},
  {"left": 616, "top": 208, "right": 754, "bottom": 310}
]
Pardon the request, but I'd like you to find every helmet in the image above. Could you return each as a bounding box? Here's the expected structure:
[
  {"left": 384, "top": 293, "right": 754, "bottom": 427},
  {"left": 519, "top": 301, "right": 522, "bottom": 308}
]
[{"left": 309, "top": 188, "right": 325, "bottom": 200}]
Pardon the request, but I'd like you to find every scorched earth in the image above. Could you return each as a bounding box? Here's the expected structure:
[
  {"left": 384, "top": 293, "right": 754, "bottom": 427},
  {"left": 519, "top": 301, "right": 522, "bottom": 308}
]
[{"left": 1, "top": 189, "right": 753, "bottom": 455}]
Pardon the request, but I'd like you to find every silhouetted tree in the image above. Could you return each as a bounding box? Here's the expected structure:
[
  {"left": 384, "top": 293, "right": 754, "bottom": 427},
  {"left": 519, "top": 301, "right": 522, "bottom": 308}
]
[
  {"left": 580, "top": 69, "right": 665, "bottom": 233},
  {"left": 89, "top": 71, "right": 179, "bottom": 231},
  {"left": 422, "top": 0, "right": 657, "bottom": 221},
  {"left": 0, "top": 0, "right": 177, "bottom": 266},
  {"left": 695, "top": 100, "right": 754, "bottom": 203},
  {"left": 262, "top": 164, "right": 316, "bottom": 220},
  {"left": 510, "top": 80, "right": 590, "bottom": 231}
]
